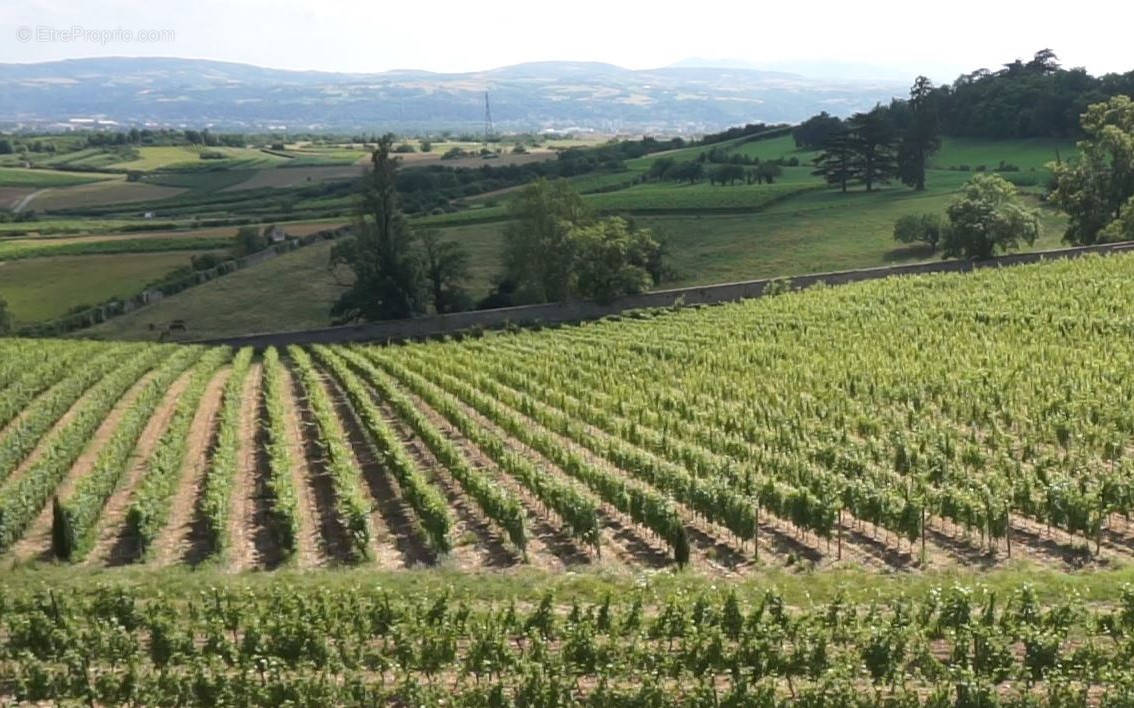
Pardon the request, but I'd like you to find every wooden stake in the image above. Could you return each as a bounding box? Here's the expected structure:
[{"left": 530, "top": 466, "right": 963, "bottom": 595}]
[
  {"left": 921, "top": 508, "right": 927, "bottom": 560},
  {"left": 837, "top": 509, "right": 843, "bottom": 560}
]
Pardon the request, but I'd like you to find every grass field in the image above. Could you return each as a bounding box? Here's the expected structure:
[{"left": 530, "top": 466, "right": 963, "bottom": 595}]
[
  {"left": 220, "top": 164, "right": 364, "bottom": 191},
  {"left": 932, "top": 136, "right": 1076, "bottom": 171},
  {"left": 108, "top": 146, "right": 289, "bottom": 171},
  {"left": 0, "top": 251, "right": 216, "bottom": 323},
  {"left": 76, "top": 239, "right": 340, "bottom": 338},
  {"left": 0, "top": 217, "right": 166, "bottom": 237},
  {"left": 0, "top": 167, "right": 111, "bottom": 189},
  {"left": 0, "top": 235, "right": 233, "bottom": 261},
  {"left": 22, "top": 179, "right": 187, "bottom": 212},
  {"left": 83, "top": 222, "right": 500, "bottom": 340}
]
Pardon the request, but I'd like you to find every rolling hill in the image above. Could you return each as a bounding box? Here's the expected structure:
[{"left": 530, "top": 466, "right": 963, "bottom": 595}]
[{"left": 0, "top": 57, "right": 906, "bottom": 133}]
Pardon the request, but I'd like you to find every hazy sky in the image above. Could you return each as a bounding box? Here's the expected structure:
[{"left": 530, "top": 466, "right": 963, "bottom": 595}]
[{"left": 3, "top": 0, "right": 1132, "bottom": 82}]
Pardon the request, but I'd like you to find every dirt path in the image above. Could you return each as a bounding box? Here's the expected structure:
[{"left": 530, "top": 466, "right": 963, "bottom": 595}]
[
  {"left": 13, "top": 189, "right": 47, "bottom": 213},
  {"left": 278, "top": 365, "right": 328, "bottom": 568},
  {"left": 228, "top": 363, "right": 285, "bottom": 571},
  {"left": 87, "top": 367, "right": 196, "bottom": 566},
  {"left": 150, "top": 367, "right": 230, "bottom": 567},
  {"left": 8, "top": 370, "right": 160, "bottom": 563},
  {"left": 318, "top": 370, "right": 433, "bottom": 568}
]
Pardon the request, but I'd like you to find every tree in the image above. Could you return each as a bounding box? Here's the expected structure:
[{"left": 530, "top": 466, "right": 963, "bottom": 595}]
[
  {"left": 812, "top": 130, "right": 857, "bottom": 192},
  {"left": 571, "top": 217, "right": 661, "bottom": 303},
  {"left": 756, "top": 162, "right": 783, "bottom": 184},
  {"left": 710, "top": 164, "right": 745, "bottom": 185},
  {"left": 498, "top": 180, "right": 667, "bottom": 305},
  {"left": 942, "top": 174, "right": 1040, "bottom": 259},
  {"left": 646, "top": 157, "right": 675, "bottom": 181},
  {"left": 329, "top": 135, "right": 425, "bottom": 322},
  {"left": 419, "top": 229, "right": 472, "bottom": 314},
  {"left": 1048, "top": 96, "right": 1134, "bottom": 245},
  {"left": 0, "top": 139, "right": 12, "bottom": 155},
  {"left": 233, "top": 226, "right": 267, "bottom": 257},
  {"left": 0, "top": 295, "right": 10, "bottom": 335},
  {"left": 848, "top": 108, "right": 898, "bottom": 192},
  {"left": 792, "top": 112, "right": 844, "bottom": 150},
  {"left": 502, "top": 178, "right": 591, "bottom": 303},
  {"left": 669, "top": 161, "right": 704, "bottom": 184},
  {"left": 893, "top": 213, "right": 946, "bottom": 253},
  {"left": 897, "top": 77, "right": 941, "bottom": 191}
]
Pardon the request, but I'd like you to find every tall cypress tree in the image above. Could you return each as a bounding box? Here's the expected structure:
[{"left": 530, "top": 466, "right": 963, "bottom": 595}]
[{"left": 328, "top": 135, "right": 425, "bottom": 323}]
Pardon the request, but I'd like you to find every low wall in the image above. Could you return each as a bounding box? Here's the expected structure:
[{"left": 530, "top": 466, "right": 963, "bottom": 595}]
[{"left": 196, "top": 240, "right": 1134, "bottom": 349}]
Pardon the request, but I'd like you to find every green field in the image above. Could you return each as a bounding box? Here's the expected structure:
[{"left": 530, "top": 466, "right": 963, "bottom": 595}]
[
  {"left": 0, "top": 217, "right": 171, "bottom": 237},
  {"left": 0, "top": 235, "right": 233, "bottom": 260},
  {"left": 83, "top": 223, "right": 502, "bottom": 340},
  {"left": 0, "top": 251, "right": 216, "bottom": 323},
  {"left": 932, "top": 136, "right": 1076, "bottom": 171},
  {"left": 18, "top": 179, "right": 187, "bottom": 212},
  {"left": 108, "top": 145, "right": 290, "bottom": 171},
  {"left": 0, "top": 167, "right": 111, "bottom": 189}
]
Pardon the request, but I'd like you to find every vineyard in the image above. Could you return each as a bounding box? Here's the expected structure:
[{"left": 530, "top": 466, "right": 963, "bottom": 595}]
[
  {"left": 3, "top": 252, "right": 1134, "bottom": 702},
  {"left": 2, "top": 254, "right": 1134, "bottom": 575},
  {"left": 4, "top": 578, "right": 1134, "bottom": 705}
]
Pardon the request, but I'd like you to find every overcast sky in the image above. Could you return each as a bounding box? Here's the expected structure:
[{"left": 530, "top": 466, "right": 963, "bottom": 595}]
[{"left": 3, "top": 0, "right": 1131, "bottom": 82}]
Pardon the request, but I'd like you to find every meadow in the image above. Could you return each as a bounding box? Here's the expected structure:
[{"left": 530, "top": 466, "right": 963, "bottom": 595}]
[
  {"left": 83, "top": 224, "right": 501, "bottom": 340},
  {"left": 0, "top": 251, "right": 221, "bottom": 323},
  {"left": 0, "top": 166, "right": 111, "bottom": 189}
]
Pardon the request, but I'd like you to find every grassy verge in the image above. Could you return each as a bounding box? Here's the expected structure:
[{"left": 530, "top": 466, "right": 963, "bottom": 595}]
[{"left": 1, "top": 562, "right": 1132, "bottom": 607}]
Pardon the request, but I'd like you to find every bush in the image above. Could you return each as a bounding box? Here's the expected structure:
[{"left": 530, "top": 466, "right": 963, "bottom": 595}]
[
  {"left": 198, "top": 149, "right": 227, "bottom": 160},
  {"left": 893, "top": 213, "right": 946, "bottom": 253},
  {"left": 394, "top": 143, "right": 416, "bottom": 153}
]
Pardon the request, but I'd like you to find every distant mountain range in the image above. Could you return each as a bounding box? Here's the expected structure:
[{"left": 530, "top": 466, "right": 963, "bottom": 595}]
[{"left": 0, "top": 57, "right": 908, "bottom": 134}]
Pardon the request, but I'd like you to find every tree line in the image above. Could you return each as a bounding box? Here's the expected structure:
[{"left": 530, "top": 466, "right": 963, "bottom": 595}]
[{"left": 796, "top": 50, "right": 1134, "bottom": 144}]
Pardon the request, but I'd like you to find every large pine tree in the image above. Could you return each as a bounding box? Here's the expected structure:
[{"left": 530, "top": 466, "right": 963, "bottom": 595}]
[
  {"left": 811, "top": 130, "right": 857, "bottom": 192},
  {"left": 848, "top": 107, "right": 898, "bottom": 192}
]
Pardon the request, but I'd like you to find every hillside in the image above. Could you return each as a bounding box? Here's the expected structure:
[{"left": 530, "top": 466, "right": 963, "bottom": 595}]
[
  {"left": 0, "top": 57, "right": 906, "bottom": 133},
  {"left": 81, "top": 136, "right": 1072, "bottom": 341}
]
